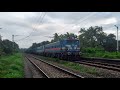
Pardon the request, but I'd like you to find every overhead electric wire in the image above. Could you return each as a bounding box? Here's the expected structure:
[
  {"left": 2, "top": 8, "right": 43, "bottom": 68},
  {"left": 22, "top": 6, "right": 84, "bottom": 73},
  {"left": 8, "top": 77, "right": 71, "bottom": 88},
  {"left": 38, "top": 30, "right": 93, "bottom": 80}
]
[
  {"left": 16, "top": 12, "right": 96, "bottom": 42},
  {"left": 16, "top": 12, "right": 47, "bottom": 42},
  {"left": 16, "top": 12, "right": 105, "bottom": 43},
  {"left": 59, "top": 12, "right": 98, "bottom": 31},
  {"left": 13, "top": 12, "right": 42, "bottom": 42},
  {"left": 31, "top": 12, "right": 45, "bottom": 31},
  {"left": 68, "top": 12, "right": 117, "bottom": 33},
  {"left": 15, "top": 12, "right": 43, "bottom": 41}
]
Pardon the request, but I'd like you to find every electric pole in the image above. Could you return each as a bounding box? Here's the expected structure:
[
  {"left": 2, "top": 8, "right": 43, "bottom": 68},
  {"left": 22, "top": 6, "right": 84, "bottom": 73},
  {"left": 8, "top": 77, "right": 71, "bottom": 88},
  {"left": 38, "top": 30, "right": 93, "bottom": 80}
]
[
  {"left": 114, "top": 25, "right": 119, "bottom": 52},
  {"left": 12, "top": 35, "right": 14, "bottom": 52},
  {"left": 0, "top": 28, "right": 2, "bottom": 50},
  {"left": 0, "top": 28, "right": 2, "bottom": 41},
  {"left": 0, "top": 35, "right": 2, "bottom": 41},
  {"left": 12, "top": 34, "right": 22, "bottom": 52}
]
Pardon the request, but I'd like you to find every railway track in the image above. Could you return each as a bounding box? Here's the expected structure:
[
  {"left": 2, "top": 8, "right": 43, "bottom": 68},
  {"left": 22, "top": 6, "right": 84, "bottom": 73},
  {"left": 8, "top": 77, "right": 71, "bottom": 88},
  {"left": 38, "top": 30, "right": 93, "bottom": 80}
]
[
  {"left": 79, "top": 60, "right": 120, "bottom": 68},
  {"left": 25, "top": 54, "right": 84, "bottom": 78},
  {"left": 74, "top": 60, "right": 120, "bottom": 72},
  {"left": 25, "top": 56, "right": 50, "bottom": 78}
]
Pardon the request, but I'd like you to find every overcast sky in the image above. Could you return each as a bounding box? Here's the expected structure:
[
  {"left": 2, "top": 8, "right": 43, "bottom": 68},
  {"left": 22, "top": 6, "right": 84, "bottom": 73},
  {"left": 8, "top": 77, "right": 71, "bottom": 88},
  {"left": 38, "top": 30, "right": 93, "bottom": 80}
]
[{"left": 0, "top": 12, "right": 120, "bottom": 48}]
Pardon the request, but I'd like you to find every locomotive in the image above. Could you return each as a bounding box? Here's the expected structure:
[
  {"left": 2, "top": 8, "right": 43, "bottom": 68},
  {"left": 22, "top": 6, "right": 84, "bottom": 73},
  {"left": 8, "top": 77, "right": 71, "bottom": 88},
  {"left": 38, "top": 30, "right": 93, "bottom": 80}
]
[{"left": 28, "top": 38, "right": 81, "bottom": 60}]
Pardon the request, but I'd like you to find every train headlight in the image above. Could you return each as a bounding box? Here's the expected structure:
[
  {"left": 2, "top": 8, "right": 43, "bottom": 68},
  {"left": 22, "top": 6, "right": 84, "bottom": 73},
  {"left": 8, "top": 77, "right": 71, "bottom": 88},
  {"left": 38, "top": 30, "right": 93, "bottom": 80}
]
[
  {"left": 67, "top": 52, "right": 71, "bottom": 55},
  {"left": 62, "top": 47, "right": 65, "bottom": 49},
  {"left": 79, "top": 52, "right": 82, "bottom": 55}
]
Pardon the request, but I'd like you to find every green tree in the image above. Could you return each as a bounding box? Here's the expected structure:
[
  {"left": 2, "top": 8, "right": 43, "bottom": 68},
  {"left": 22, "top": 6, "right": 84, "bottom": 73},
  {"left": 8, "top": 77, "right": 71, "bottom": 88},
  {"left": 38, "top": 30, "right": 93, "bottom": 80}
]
[
  {"left": 79, "top": 26, "right": 117, "bottom": 52},
  {"left": 103, "top": 34, "right": 116, "bottom": 52},
  {"left": 79, "top": 26, "right": 106, "bottom": 48},
  {"left": 2, "top": 39, "right": 19, "bottom": 54}
]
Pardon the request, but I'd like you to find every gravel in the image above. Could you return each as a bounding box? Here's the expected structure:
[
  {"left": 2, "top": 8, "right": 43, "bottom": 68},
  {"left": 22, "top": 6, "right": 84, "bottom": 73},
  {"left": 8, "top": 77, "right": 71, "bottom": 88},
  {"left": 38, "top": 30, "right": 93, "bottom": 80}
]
[
  {"left": 24, "top": 57, "right": 47, "bottom": 78},
  {"left": 27, "top": 55, "right": 78, "bottom": 78},
  {"left": 31, "top": 54, "right": 120, "bottom": 78},
  {"left": 24, "top": 57, "right": 32, "bottom": 78}
]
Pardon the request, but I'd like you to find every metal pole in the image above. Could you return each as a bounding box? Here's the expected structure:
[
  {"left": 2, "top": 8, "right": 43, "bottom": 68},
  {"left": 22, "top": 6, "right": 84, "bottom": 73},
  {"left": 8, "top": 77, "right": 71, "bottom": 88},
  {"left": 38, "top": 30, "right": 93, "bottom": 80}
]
[
  {"left": 114, "top": 25, "right": 119, "bottom": 52},
  {"left": 0, "top": 35, "right": 2, "bottom": 41},
  {"left": 117, "top": 26, "right": 119, "bottom": 52},
  {"left": 12, "top": 35, "right": 14, "bottom": 51},
  {"left": 0, "top": 28, "right": 2, "bottom": 41}
]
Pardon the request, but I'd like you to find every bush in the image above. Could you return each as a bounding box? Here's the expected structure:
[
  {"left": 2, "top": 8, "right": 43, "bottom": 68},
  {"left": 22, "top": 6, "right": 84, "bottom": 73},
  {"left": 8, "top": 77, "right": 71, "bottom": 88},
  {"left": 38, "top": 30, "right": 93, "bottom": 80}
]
[
  {"left": 81, "top": 47, "right": 120, "bottom": 59},
  {"left": 0, "top": 53, "right": 24, "bottom": 78}
]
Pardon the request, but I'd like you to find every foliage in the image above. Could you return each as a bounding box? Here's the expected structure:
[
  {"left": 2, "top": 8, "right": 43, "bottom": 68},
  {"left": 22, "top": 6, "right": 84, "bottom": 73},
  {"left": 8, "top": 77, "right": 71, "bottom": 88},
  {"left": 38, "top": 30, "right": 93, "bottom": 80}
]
[
  {"left": 79, "top": 26, "right": 118, "bottom": 52},
  {"left": 0, "top": 39, "right": 19, "bottom": 55},
  {"left": 81, "top": 47, "right": 120, "bottom": 59},
  {"left": 27, "top": 26, "right": 120, "bottom": 59},
  {"left": 0, "top": 53, "right": 24, "bottom": 78}
]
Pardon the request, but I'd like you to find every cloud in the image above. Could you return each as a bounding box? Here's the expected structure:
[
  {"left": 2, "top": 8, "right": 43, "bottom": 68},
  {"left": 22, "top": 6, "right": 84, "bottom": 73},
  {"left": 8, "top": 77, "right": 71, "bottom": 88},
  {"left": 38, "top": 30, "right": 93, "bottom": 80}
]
[{"left": 0, "top": 12, "right": 120, "bottom": 48}]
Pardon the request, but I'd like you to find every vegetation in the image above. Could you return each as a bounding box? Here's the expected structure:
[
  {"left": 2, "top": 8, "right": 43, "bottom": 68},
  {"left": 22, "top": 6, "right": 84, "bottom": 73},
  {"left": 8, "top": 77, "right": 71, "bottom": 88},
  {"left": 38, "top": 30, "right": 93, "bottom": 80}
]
[
  {"left": 27, "top": 26, "right": 120, "bottom": 59},
  {"left": 0, "top": 39, "right": 19, "bottom": 56},
  {"left": 79, "top": 26, "right": 117, "bottom": 52},
  {"left": 0, "top": 53, "right": 24, "bottom": 78},
  {"left": 82, "top": 47, "right": 120, "bottom": 59}
]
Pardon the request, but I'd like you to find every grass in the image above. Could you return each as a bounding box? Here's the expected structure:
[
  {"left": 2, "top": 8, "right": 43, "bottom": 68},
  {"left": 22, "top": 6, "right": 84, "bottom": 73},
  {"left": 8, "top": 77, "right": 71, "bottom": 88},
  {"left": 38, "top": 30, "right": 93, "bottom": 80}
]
[
  {"left": 0, "top": 53, "right": 24, "bottom": 78},
  {"left": 37, "top": 55, "right": 100, "bottom": 76},
  {"left": 82, "top": 51, "right": 120, "bottom": 59},
  {"left": 81, "top": 47, "right": 120, "bottom": 59}
]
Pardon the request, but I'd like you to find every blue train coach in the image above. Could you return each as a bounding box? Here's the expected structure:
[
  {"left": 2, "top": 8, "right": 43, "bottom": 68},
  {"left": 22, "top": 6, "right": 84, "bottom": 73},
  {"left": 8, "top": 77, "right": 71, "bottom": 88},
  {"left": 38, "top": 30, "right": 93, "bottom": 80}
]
[{"left": 44, "top": 38, "right": 81, "bottom": 59}]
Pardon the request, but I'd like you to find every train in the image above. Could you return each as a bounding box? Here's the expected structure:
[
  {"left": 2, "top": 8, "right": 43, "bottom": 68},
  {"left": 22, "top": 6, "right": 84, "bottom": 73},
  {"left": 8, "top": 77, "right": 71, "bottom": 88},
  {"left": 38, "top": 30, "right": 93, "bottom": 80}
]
[{"left": 27, "top": 38, "right": 81, "bottom": 60}]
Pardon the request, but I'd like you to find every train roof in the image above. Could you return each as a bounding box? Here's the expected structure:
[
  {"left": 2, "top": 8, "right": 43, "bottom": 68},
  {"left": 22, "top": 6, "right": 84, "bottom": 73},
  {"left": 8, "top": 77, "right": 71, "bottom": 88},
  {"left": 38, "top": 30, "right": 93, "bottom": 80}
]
[
  {"left": 45, "top": 39, "right": 79, "bottom": 47},
  {"left": 31, "top": 39, "right": 80, "bottom": 49},
  {"left": 45, "top": 41, "right": 60, "bottom": 47}
]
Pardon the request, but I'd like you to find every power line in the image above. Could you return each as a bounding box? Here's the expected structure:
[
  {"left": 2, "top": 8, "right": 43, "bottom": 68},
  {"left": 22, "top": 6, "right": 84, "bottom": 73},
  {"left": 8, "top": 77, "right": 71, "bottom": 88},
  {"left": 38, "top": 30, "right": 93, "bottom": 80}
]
[
  {"left": 16, "top": 12, "right": 97, "bottom": 43},
  {"left": 15, "top": 12, "right": 47, "bottom": 42},
  {"left": 16, "top": 12, "right": 96, "bottom": 43},
  {"left": 60, "top": 12, "right": 97, "bottom": 31},
  {"left": 32, "top": 12, "right": 44, "bottom": 31},
  {"left": 69, "top": 12, "right": 117, "bottom": 33},
  {"left": 15, "top": 13, "right": 43, "bottom": 42},
  {"left": 24, "top": 12, "right": 44, "bottom": 37}
]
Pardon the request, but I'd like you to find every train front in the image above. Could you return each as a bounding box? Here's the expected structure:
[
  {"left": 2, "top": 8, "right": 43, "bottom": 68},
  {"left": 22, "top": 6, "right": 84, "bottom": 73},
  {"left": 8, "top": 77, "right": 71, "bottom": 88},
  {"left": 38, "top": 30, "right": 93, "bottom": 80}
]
[{"left": 62, "top": 39, "right": 81, "bottom": 59}]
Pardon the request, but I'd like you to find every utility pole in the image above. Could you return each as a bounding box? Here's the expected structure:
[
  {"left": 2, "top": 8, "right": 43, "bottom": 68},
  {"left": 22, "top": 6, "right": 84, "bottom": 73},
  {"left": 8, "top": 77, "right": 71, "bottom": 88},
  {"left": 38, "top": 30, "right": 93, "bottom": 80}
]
[
  {"left": 114, "top": 25, "right": 119, "bottom": 52},
  {"left": 0, "top": 28, "right": 2, "bottom": 50},
  {"left": 0, "top": 35, "right": 2, "bottom": 41},
  {"left": 12, "top": 34, "right": 21, "bottom": 52},
  {"left": 12, "top": 35, "right": 14, "bottom": 52},
  {"left": 0, "top": 28, "right": 2, "bottom": 41}
]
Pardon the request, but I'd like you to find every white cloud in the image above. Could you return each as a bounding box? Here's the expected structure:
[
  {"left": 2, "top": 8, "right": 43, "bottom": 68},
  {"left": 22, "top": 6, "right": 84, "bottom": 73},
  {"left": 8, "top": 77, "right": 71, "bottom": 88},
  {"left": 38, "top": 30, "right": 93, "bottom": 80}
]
[
  {"left": 97, "top": 17, "right": 117, "bottom": 25},
  {"left": 0, "top": 12, "right": 120, "bottom": 48}
]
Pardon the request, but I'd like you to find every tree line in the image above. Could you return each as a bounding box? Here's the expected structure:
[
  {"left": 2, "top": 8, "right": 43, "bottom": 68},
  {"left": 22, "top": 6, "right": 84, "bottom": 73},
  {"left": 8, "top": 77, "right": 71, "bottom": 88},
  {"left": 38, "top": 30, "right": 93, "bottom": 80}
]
[
  {"left": 0, "top": 39, "right": 19, "bottom": 56},
  {"left": 27, "top": 26, "right": 119, "bottom": 52}
]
